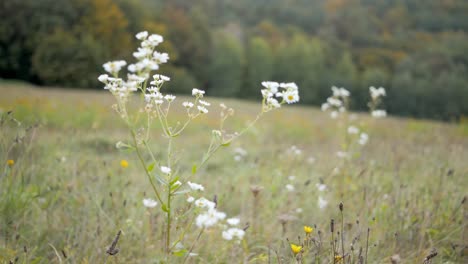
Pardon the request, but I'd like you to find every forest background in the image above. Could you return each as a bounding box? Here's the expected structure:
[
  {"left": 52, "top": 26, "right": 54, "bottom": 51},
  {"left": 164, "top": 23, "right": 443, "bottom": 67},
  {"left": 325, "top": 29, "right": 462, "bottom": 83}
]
[{"left": 1, "top": 0, "right": 468, "bottom": 121}]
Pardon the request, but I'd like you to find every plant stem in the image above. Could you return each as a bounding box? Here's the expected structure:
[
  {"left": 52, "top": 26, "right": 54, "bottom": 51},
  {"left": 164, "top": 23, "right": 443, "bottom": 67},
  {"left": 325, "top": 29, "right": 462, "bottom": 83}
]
[
  {"left": 183, "top": 228, "right": 205, "bottom": 264},
  {"left": 131, "top": 130, "right": 163, "bottom": 205}
]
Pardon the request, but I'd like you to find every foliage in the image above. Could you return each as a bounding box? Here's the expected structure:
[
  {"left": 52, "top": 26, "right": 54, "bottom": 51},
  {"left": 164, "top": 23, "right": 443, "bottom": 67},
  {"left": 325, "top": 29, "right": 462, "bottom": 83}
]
[{"left": 1, "top": 0, "right": 468, "bottom": 120}]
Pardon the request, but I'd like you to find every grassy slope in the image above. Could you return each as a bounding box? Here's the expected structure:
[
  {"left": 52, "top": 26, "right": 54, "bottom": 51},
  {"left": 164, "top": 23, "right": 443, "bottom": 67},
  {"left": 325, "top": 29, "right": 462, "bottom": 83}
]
[{"left": 0, "top": 83, "right": 467, "bottom": 263}]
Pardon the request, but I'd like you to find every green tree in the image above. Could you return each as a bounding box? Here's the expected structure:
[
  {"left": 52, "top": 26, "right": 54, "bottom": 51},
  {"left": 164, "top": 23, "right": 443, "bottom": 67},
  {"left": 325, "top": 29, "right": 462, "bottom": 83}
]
[
  {"left": 208, "top": 31, "right": 244, "bottom": 97},
  {"left": 243, "top": 37, "right": 273, "bottom": 99}
]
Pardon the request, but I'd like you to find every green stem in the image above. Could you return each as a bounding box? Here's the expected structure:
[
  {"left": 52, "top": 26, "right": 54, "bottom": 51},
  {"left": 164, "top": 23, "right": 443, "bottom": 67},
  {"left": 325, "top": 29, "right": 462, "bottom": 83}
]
[
  {"left": 183, "top": 228, "right": 205, "bottom": 264},
  {"left": 130, "top": 130, "right": 163, "bottom": 205},
  {"left": 166, "top": 183, "right": 171, "bottom": 255}
]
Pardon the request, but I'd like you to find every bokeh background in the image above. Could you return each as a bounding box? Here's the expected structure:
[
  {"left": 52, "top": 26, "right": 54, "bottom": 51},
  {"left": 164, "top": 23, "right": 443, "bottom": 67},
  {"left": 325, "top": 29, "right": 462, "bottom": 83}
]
[{"left": 1, "top": 0, "right": 468, "bottom": 120}]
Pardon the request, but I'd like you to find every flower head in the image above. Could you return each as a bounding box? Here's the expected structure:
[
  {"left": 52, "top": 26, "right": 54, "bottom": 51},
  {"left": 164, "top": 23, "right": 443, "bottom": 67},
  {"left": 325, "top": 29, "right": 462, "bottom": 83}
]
[
  {"left": 160, "top": 166, "right": 171, "bottom": 174},
  {"left": 187, "top": 181, "right": 205, "bottom": 191},
  {"left": 143, "top": 198, "right": 158, "bottom": 208},
  {"left": 120, "top": 160, "right": 129, "bottom": 168},
  {"left": 195, "top": 208, "right": 226, "bottom": 228},
  {"left": 290, "top": 243, "right": 302, "bottom": 255},
  {"left": 304, "top": 225, "right": 314, "bottom": 234},
  {"left": 222, "top": 227, "right": 245, "bottom": 241},
  {"left": 192, "top": 88, "right": 205, "bottom": 97},
  {"left": 7, "top": 159, "right": 14, "bottom": 167},
  {"left": 372, "top": 110, "right": 387, "bottom": 118},
  {"left": 227, "top": 218, "right": 240, "bottom": 226}
]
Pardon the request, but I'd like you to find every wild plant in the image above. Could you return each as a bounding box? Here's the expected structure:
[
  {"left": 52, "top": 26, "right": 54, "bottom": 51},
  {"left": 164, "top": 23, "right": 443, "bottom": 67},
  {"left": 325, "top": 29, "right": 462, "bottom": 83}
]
[
  {"left": 0, "top": 111, "right": 39, "bottom": 262},
  {"left": 98, "top": 31, "right": 300, "bottom": 261}
]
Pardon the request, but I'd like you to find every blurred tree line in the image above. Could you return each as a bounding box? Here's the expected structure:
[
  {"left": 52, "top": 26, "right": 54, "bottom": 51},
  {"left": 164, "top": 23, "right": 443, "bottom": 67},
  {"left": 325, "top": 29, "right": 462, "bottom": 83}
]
[{"left": 1, "top": 0, "right": 467, "bottom": 120}]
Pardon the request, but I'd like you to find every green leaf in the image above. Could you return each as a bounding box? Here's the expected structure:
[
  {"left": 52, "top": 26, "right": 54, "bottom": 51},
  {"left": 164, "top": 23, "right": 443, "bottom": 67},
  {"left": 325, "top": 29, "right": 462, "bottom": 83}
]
[
  {"left": 147, "top": 162, "right": 155, "bottom": 172},
  {"left": 155, "top": 175, "right": 168, "bottom": 186},
  {"left": 221, "top": 141, "right": 231, "bottom": 147},
  {"left": 161, "top": 204, "right": 169, "bottom": 213},
  {"left": 173, "top": 189, "right": 191, "bottom": 195},
  {"left": 172, "top": 249, "right": 187, "bottom": 257},
  {"left": 192, "top": 165, "right": 197, "bottom": 174},
  {"left": 170, "top": 176, "right": 180, "bottom": 186}
]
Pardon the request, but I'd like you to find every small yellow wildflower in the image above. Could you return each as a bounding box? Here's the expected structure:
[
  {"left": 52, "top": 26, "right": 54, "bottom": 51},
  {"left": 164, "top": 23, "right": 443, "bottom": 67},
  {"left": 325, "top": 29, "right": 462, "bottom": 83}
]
[
  {"left": 290, "top": 243, "right": 302, "bottom": 255},
  {"left": 304, "top": 225, "right": 313, "bottom": 234},
  {"left": 334, "top": 255, "right": 343, "bottom": 263},
  {"left": 120, "top": 160, "right": 129, "bottom": 168},
  {"left": 7, "top": 159, "right": 14, "bottom": 166}
]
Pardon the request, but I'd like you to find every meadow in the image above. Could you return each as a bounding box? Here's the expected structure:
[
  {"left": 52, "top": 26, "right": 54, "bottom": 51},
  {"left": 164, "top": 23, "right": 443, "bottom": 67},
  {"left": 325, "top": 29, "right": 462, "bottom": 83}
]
[{"left": 0, "top": 81, "right": 467, "bottom": 263}]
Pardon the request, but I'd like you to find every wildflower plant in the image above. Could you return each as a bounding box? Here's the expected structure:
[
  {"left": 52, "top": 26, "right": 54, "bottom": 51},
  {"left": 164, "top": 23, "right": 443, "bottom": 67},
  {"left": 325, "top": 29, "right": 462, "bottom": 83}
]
[{"left": 99, "top": 31, "right": 299, "bottom": 260}]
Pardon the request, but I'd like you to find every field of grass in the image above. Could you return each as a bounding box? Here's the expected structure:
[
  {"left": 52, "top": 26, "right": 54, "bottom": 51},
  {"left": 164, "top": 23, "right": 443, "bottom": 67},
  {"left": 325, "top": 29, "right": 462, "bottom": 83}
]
[{"left": 0, "top": 82, "right": 467, "bottom": 263}]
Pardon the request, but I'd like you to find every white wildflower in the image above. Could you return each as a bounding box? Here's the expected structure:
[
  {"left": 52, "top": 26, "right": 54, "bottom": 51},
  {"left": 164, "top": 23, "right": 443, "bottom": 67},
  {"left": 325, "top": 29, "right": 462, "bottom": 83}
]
[
  {"left": 280, "top": 82, "right": 299, "bottom": 91},
  {"left": 261, "top": 81, "right": 279, "bottom": 94},
  {"left": 283, "top": 90, "right": 300, "bottom": 104},
  {"left": 136, "top": 31, "right": 148, "bottom": 40},
  {"left": 103, "top": 60, "right": 127, "bottom": 74},
  {"left": 197, "top": 106, "right": 208, "bottom": 114},
  {"left": 222, "top": 228, "right": 245, "bottom": 241},
  {"left": 227, "top": 218, "right": 240, "bottom": 226},
  {"left": 372, "top": 110, "right": 387, "bottom": 118},
  {"left": 348, "top": 126, "right": 359, "bottom": 134},
  {"left": 187, "top": 196, "right": 195, "bottom": 203},
  {"left": 153, "top": 52, "right": 169, "bottom": 64},
  {"left": 143, "top": 198, "right": 158, "bottom": 208},
  {"left": 98, "top": 74, "right": 109, "bottom": 83},
  {"left": 182, "top": 102, "right": 194, "bottom": 109},
  {"left": 285, "top": 184, "right": 295, "bottom": 192},
  {"left": 192, "top": 88, "right": 205, "bottom": 97},
  {"left": 316, "top": 183, "right": 327, "bottom": 191},
  {"left": 358, "top": 133, "right": 369, "bottom": 145},
  {"left": 160, "top": 166, "right": 171, "bottom": 174},
  {"left": 194, "top": 197, "right": 216, "bottom": 210},
  {"left": 164, "top": 94, "right": 176, "bottom": 102},
  {"left": 187, "top": 181, "right": 205, "bottom": 191},
  {"left": 196, "top": 208, "right": 226, "bottom": 228},
  {"left": 321, "top": 103, "right": 329, "bottom": 111},
  {"left": 318, "top": 196, "right": 328, "bottom": 209},
  {"left": 369, "top": 86, "right": 386, "bottom": 99},
  {"left": 199, "top": 100, "right": 210, "bottom": 106}
]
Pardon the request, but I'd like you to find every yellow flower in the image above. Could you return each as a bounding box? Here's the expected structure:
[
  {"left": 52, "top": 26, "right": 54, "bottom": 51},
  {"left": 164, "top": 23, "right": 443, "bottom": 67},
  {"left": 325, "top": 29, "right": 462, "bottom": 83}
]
[
  {"left": 7, "top": 159, "right": 14, "bottom": 166},
  {"left": 290, "top": 243, "right": 302, "bottom": 255},
  {"left": 120, "top": 160, "right": 129, "bottom": 168},
  {"left": 334, "top": 255, "right": 343, "bottom": 263},
  {"left": 304, "top": 225, "right": 313, "bottom": 234}
]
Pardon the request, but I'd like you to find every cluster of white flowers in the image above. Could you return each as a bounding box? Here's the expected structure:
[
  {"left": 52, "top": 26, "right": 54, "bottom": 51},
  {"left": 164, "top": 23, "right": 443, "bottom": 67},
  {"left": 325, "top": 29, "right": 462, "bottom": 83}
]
[
  {"left": 187, "top": 181, "right": 205, "bottom": 191},
  {"left": 371, "top": 109, "right": 387, "bottom": 118},
  {"left": 287, "top": 145, "right": 302, "bottom": 156},
  {"left": 369, "top": 86, "right": 387, "bottom": 118},
  {"left": 369, "top": 86, "right": 386, "bottom": 99},
  {"left": 348, "top": 126, "right": 369, "bottom": 146},
  {"left": 321, "top": 86, "right": 350, "bottom": 118},
  {"left": 99, "top": 74, "right": 140, "bottom": 101},
  {"left": 99, "top": 32, "right": 170, "bottom": 104},
  {"left": 103, "top": 60, "right": 127, "bottom": 75},
  {"left": 128, "top": 31, "right": 168, "bottom": 74},
  {"left": 222, "top": 227, "right": 245, "bottom": 241},
  {"left": 179, "top": 88, "right": 210, "bottom": 116},
  {"left": 143, "top": 74, "right": 174, "bottom": 111},
  {"left": 261, "top": 81, "right": 300, "bottom": 111},
  {"left": 186, "top": 184, "right": 243, "bottom": 240},
  {"left": 222, "top": 217, "right": 245, "bottom": 241}
]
